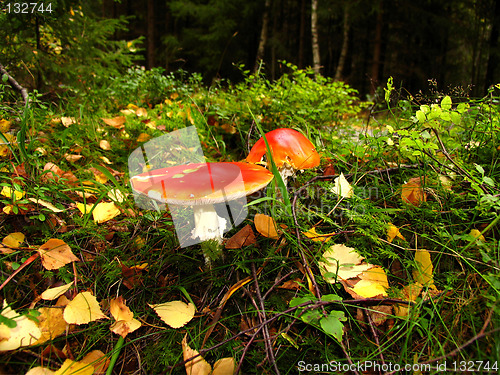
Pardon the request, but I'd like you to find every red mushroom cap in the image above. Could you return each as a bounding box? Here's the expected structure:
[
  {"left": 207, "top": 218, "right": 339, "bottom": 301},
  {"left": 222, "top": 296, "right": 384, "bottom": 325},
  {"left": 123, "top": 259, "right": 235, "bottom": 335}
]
[
  {"left": 246, "top": 128, "right": 320, "bottom": 169},
  {"left": 130, "top": 162, "right": 273, "bottom": 205}
]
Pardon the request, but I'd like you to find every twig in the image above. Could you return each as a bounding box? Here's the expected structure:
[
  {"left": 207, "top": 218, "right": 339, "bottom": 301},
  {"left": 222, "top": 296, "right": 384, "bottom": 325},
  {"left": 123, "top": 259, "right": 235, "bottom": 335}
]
[
  {"left": 363, "top": 309, "right": 385, "bottom": 372},
  {"left": 251, "top": 263, "right": 280, "bottom": 375},
  {"left": 0, "top": 252, "right": 39, "bottom": 292},
  {"left": 0, "top": 63, "right": 30, "bottom": 107}
]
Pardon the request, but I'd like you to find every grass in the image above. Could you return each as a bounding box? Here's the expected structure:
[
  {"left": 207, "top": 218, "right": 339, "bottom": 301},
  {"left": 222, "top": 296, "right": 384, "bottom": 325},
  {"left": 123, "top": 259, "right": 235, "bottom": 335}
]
[{"left": 0, "top": 69, "right": 499, "bottom": 374}]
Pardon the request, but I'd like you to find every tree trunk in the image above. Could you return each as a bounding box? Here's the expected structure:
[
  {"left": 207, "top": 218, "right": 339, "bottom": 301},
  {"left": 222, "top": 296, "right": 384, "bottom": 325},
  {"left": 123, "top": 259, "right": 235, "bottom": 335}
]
[
  {"left": 298, "top": 0, "right": 306, "bottom": 68},
  {"left": 147, "top": 0, "right": 155, "bottom": 69},
  {"left": 311, "top": 0, "right": 321, "bottom": 75},
  {"left": 484, "top": 0, "right": 500, "bottom": 92},
  {"left": 254, "top": 0, "right": 271, "bottom": 72},
  {"left": 334, "top": 4, "right": 349, "bottom": 81},
  {"left": 370, "top": 0, "right": 383, "bottom": 93}
]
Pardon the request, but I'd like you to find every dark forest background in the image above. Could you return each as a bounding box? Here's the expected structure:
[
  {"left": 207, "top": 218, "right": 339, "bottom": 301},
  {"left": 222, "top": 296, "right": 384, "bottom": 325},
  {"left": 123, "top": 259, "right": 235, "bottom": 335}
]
[{"left": 2, "top": 0, "right": 500, "bottom": 98}]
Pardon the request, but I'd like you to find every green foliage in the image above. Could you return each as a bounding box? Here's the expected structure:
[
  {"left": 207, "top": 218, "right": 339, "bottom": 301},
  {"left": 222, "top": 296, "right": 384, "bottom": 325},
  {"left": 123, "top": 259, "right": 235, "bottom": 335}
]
[{"left": 0, "top": 1, "right": 140, "bottom": 97}]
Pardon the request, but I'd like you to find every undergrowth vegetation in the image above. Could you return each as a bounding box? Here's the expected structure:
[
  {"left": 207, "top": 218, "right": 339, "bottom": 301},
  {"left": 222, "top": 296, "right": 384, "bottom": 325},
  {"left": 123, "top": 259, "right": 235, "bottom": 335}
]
[{"left": 0, "top": 64, "right": 499, "bottom": 374}]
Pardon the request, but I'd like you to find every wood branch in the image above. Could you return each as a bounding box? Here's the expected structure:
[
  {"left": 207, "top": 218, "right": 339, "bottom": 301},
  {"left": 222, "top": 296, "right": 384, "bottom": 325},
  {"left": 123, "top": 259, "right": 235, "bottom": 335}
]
[{"left": 0, "top": 63, "right": 30, "bottom": 107}]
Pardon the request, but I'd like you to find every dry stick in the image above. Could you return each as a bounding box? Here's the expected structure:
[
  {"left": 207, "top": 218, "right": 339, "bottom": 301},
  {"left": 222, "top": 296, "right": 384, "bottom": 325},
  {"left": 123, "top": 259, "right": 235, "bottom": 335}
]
[
  {"left": 169, "top": 297, "right": 419, "bottom": 373},
  {"left": 0, "top": 252, "right": 39, "bottom": 292},
  {"left": 0, "top": 63, "right": 30, "bottom": 107},
  {"left": 363, "top": 309, "right": 385, "bottom": 372},
  {"left": 251, "top": 263, "right": 280, "bottom": 375}
]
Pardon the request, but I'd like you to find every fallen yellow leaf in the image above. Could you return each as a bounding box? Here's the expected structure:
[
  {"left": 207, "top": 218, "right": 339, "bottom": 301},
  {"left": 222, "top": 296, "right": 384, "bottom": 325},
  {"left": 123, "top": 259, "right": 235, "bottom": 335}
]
[
  {"left": 38, "top": 239, "right": 79, "bottom": 270},
  {"left": 99, "top": 140, "right": 111, "bottom": 150},
  {"left": 469, "top": 229, "right": 485, "bottom": 242},
  {"left": 0, "top": 119, "right": 11, "bottom": 132},
  {"left": 412, "top": 249, "right": 436, "bottom": 289},
  {"left": 302, "top": 227, "right": 336, "bottom": 243},
  {"left": 54, "top": 359, "right": 94, "bottom": 375},
  {"left": 92, "top": 202, "right": 120, "bottom": 223},
  {"left": 182, "top": 336, "right": 212, "bottom": 375},
  {"left": 330, "top": 173, "right": 353, "bottom": 198},
  {"left": 319, "top": 244, "right": 372, "bottom": 283},
  {"left": 0, "top": 301, "right": 42, "bottom": 351},
  {"left": 41, "top": 282, "right": 74, "bottom": 300},
  {"left": 387, "top": 223, "right": 405, "bottom": 243},
  {"left": 63, "top": 291, "right": 107, "bottom": 325},
  {"left": 149, "top": 301, "right": 195, "bottom": 329},
  {"left": 102, "top": 116, "right": 126, "bottom": 129},
  {"left": 2, "top": 232, "right": 25, "bottom": 248},
  {"left": 351, "top": 267, "right": 389, "bottom": 298},
  {"left": 81, "top": 350, "right": 109, "bottom": 374},
  {"left": 1, "top": 185, "right": 25, "bottom": 200},
  {"left": 32, "top": 307, "right": 68, "bottom": 345}
]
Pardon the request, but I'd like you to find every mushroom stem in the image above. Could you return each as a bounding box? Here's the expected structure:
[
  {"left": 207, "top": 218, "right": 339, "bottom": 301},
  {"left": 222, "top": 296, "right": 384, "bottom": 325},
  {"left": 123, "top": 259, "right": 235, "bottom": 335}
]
[{"left": 191, "top": 204, "right": 228, "bottom": 243}]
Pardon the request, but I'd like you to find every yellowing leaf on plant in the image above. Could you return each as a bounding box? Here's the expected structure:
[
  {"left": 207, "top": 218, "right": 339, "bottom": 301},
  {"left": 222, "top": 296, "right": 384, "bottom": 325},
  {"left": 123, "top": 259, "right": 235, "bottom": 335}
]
[
  {"left": 330, "top": 173, "right": 353, "bottom": 198},
  {"left": 182, "top": 336, "right": 212, "bottom": 375},
  {"left": 92, "top": 202, "right": 120, "bottom": 223},
  {"left": 412, "top": 249, "right": 436, "bottom": 290},
  {"left": 351, "top": 267, "right": 389, "bottom": 298},
  {"left": 41, "top": 282, "right": 74, "bottom": 300},
  {"left": 303, "top": 227, "right": 336, "bottom": 243},
  {"left": 38, "top": 239, "right": 79, "bottom": 270},
  {"left": 469, "top": 229, "right": 485, "bottom": 242},
  {"left": 319, "top": 244, "right": 372, "bottom": 283},
  {"left": 2, "top": 232, "right": 25, "bottom": 248},
  {"left": 102, "top": 116, "right": 126, "bottom": 129},
  {"left": 387, "top": 223, "right": 405, "bottom": 243},
  {"left": 1, "top": 185, "right": 25, "bottom": 200},
  {"left": 99, "top": 140, "right": 111, "bottom": 150},
  {"left": 401, "top": 177, "right": 427, "bottom": 206},
  {"left": 53, "top": 359, "right": 94, "bottom": 375},
  {"left": 0, "top": 301, "right": 42, "bottom": 351},
  {"left": 63, "top": 291, "right": 107, "bottom": 325},
  {"left": 254, "top": 213, "right": 280, "bottom": 239},
  {"left": 32, "top": 307, "right": 68, "bottom": 345},
  {"left": 149, "top": 301, "right": 195, "bottom": 329}
]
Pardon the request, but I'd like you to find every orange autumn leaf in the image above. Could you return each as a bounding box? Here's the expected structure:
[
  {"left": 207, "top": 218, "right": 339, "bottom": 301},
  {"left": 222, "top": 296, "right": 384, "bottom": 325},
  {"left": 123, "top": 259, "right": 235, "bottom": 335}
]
[
  {"left": 38, "top": 239, "right": 79, "bottom": 270},
  {"left": 102, "top": 116, "right": 126, "bottom": 129},
  {"left": 401, "top": 177, "right": 427, "bottom": 206},
  {"left": 254, "top": 213, "right": 280, "bottom": 239}
]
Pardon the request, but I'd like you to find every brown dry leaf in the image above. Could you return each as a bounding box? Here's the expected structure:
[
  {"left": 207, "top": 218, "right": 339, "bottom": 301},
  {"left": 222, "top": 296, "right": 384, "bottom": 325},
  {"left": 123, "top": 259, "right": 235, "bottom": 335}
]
[
  {"left": 102, "top": 116, "right": 126, "bottom": 129},
  {"left": 413, "top": 249, "right": 436, "bottom": 289},
  {"left": 182, "top": 336, "right": 212, "bottom": 375},
  {"left": 225, "top": 224, "right": 256, "bottom": 249},
  {"left": 63, "top": 291, "right": 107, "bottom": 325},
  {"left": 81, "top": 350, "right": 109, "bottom": 375},
  {"left": 149, "top": 301, "right": 195, "bottom": 329},
  {"left": 401, "top": 177, "right": 427, "bottom": 206},
  {"left": 121, "top": 263, "right": 147, "bottom": 289},
  {"left": 41, "top": 282, "right": 74, "bottom": 301},
  {"left": 38, "top": 239, "right": 79, "bottom": 270},
  {"left": 99, "top": 140, "right": 111, "bottom": 150},
  {"left": 302, "top": 227, "right": 336, "bottom": 243},
  {"left": 0, "top": 301, "right": 42, "bottom": 351},
  {"left": 254, "top": 213, "right": 280, "bottom": 239},
  {"left": 54, "top": 359, "right": 94, "bottom": 375},
  {"left": 387, "top": 223, "right": 405, "bottom": 243},
  {"left": 32, "top": 307, "right": 68, "bottom": 345},
  {"left": 2, "top": 232, "right": 25, "bottom": 248},
  {"left": 319, "top": 244, "right": 372, "bottom": 283}
]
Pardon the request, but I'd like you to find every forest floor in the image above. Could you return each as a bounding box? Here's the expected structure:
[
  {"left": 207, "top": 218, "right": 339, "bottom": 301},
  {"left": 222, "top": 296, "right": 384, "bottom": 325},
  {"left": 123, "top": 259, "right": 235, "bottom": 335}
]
[{"left": 0, "top": 67, "right": 499, "bottom": 374}]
